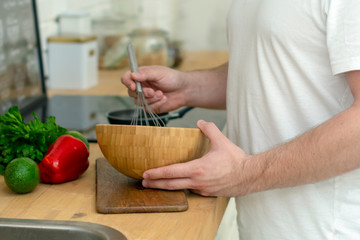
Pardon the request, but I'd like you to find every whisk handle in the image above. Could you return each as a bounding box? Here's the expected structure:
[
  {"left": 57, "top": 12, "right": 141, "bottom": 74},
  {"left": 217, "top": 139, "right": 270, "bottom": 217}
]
[
  {"left": 135, "top": 81, "right": 143, "bottom": 93},
  {"left": 127, "top": 43, "right": 143, "bottom": 93},
  {"left": 127, "top": 43, "right": 138, "bottom": 73}
]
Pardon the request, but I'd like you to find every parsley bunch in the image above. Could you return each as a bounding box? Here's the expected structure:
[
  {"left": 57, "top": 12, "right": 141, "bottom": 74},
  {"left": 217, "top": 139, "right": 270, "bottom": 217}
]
[{"left": 0, "top": 106, "right": 67, "bottom": 175}]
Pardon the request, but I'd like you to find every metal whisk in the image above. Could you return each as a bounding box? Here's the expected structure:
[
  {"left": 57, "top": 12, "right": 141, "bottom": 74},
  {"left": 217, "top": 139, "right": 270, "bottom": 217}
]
[{"left": 127, "top": 43, "right": 165, "bottom": 127}]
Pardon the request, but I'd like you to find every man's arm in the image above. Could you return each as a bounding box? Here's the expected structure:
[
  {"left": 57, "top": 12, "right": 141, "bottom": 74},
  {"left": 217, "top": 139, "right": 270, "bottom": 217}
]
[
  {"left": 182, "top": 62, "right": 228, "bottom": 109},
  {"left": 248, "top": 70, "right": 360, "bottom": 193},
  {"left": 143, "top": 70, "right": 360, "bottom": 197}
]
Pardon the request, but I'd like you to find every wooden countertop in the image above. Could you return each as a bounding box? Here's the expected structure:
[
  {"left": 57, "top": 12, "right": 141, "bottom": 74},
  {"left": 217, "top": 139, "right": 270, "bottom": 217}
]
[
  {"left": 47, "top": 51, "right": 229, "bottom": 98},
  {"left": 0, "top": 51, "right": 229, "bottom": 240}
]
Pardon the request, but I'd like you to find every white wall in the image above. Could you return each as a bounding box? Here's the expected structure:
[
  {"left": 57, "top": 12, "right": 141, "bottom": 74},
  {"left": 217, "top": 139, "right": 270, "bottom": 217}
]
[
  {"left": 174, "top": 0, "right": 231, "bottom": 50},
  {"left": 37, "top": 0, "right": 111, "bottom": 50},
  {"left": 36, "top": 0, "right": 112, "bottom": 75},
  {"left": 36, "top": 0, "right": 231, "bottom": 52}
]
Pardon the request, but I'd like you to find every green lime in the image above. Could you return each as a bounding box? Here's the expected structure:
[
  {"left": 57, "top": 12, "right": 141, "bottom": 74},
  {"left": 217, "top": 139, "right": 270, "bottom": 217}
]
[
  {"left": 4, "top": 157, "right": 40, "bottom": 194},
  {"left": 66, "top": 130, "right": 89, "bottom": 149}
]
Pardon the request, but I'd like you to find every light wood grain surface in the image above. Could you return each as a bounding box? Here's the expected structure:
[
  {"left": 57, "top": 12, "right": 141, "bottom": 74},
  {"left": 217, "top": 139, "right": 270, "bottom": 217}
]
[
  {"left": 0, "top": 51, "right": 230, "bottom": 240},
  {"left": 96, "top": 124, "right": 210, "bottom": 179},
  {"left": 96, "top": 158, "right": 189, "bottom": 213}
]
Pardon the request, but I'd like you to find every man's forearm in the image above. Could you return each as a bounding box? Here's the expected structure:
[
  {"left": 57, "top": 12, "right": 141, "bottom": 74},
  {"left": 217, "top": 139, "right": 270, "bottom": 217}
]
[
  {"left": 182, "top": 63, "right": 228, "bottom": 109},
  {"left": 245, "top": 104, "right": 360, "bottom": 195}
]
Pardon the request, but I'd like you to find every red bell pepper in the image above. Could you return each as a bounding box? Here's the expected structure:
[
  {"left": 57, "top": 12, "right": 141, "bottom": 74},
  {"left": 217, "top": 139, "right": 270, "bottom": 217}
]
[{"left": 39, "top": 135, "right": 89, "bottom": 184}]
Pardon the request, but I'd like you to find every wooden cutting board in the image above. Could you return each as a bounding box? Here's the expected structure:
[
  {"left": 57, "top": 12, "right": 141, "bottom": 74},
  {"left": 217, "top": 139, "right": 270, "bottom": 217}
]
[{"left": 96, "top": 158, "right": 188, "bottom": 213}]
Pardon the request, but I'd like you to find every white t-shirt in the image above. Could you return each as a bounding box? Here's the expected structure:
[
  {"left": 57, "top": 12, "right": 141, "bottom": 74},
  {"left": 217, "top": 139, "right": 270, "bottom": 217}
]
[{"left": 226, "top": 0, "right": 360, "bottom": 239}]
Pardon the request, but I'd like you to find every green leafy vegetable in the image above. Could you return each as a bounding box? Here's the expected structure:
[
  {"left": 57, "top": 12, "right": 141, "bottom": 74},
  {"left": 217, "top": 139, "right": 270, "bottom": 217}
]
[{"left": 0, "top": 106, "right": 67, "bottom": 175}]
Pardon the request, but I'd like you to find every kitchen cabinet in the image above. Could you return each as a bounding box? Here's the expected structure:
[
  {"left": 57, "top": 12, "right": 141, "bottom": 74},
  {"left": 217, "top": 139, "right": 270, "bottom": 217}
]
[{"left": 0, "top": 51, "right": 230, "bottom": 240}]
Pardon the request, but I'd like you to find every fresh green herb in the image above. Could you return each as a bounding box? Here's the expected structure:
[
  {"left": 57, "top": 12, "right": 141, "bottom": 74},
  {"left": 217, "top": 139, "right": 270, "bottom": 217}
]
[{"left": 0, "top": 106, "right": 67, "bottom": 175}]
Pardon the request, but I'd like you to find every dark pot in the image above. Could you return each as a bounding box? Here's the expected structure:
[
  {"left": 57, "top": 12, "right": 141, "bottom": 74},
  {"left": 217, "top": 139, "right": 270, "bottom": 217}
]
[{"left": 106, "top": 107, "right": 194, "bottom": 126}]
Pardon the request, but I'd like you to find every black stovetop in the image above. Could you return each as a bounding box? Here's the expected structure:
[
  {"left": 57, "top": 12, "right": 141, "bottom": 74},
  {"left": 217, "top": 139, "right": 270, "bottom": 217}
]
[{"left": 25, "top": 95, "right": 227, "bottom": 142}]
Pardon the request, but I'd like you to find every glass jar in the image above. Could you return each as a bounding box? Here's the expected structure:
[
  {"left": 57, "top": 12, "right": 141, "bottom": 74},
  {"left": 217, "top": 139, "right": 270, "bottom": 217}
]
[
  {"left": 92, "top": 16, "right": 130, "bottom": 69},
  {"left": 129, "top": 28, "right": 169, "bottom": 67}
]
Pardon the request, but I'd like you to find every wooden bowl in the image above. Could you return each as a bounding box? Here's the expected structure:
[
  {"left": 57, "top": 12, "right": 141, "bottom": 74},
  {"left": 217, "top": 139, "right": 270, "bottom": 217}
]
[{"left": 96, "top": 124, "right": 210, "bottom": 179}]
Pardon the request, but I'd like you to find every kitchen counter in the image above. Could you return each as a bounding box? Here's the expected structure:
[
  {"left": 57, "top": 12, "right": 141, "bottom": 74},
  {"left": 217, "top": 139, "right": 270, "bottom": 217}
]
[
  {"left": 0, "top": 51, "right": 230, "bottom": 240},
  {"left": 47, "top": 50, "right": 229, "bottom": 98}
]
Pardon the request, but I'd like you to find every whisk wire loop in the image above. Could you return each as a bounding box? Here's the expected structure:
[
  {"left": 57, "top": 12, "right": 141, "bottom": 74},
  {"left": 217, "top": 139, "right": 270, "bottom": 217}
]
[
  {"left": 127, "top": 43, "right": 165, "bottom": 127},
  {"left": 130, "top": 91, "right": 165, "bottom": 127}
]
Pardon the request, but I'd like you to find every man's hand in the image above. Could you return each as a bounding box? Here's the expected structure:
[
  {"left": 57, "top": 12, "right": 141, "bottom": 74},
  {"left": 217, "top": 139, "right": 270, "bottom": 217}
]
[{"left": 142, "top": 120, "right": 250, "bottom": 197}]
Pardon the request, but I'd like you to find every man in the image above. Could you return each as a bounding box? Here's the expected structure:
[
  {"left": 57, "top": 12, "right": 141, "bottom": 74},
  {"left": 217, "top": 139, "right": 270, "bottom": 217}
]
[{"left": 122, "top": 0, "right": 360, "bottom": 239}]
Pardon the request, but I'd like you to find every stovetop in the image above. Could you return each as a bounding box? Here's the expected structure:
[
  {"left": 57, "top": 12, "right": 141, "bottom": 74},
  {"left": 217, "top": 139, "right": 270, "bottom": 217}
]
[{"left": 26, "top": 95, "right": 227, "bottom": 142}]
